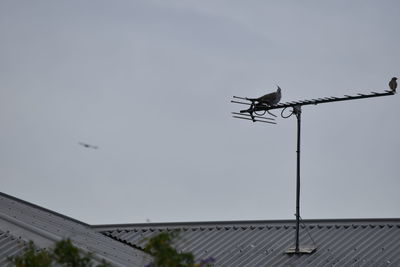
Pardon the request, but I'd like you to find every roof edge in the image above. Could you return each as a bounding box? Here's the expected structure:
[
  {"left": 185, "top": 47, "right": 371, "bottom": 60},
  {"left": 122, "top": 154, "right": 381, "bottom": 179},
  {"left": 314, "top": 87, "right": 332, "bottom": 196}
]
[
  {"left": 91, "top": 218, "right": 400, "bottom": 231},
  {"left": 0, "top": 191, "right": 89, "bottom": 227}
]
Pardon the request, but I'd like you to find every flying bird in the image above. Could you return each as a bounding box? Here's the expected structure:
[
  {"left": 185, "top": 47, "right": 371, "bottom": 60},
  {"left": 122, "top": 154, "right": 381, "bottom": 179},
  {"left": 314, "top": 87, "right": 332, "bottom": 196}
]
[
  {"left": 389, "top": 77, "right": 397, "bottom": 92},
  {"left": 78, "top": 142, "right": 98, "bottom": 149},
  {"left": 252, "top": 85, "right": 282, "bottom": 106}
]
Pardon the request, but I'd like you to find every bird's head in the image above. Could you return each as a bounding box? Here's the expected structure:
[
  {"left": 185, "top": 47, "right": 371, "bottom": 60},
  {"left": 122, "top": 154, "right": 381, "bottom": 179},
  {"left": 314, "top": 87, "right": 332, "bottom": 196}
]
[
  {"left": 392, "top": 77, "right": 398, "bottom": 81},
  {"left": 276, "top": 85, "right": 281, "bottom": 93}
]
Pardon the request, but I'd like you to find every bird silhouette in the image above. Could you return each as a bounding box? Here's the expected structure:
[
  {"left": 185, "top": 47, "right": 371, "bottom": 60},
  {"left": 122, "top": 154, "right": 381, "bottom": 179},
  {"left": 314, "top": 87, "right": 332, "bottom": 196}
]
[
  {"left": 389, "top": 77, "right": 397, "bottom": 92},
  {"left": 243, "top": 85, "right": 282, "bottom": 122},
  {"left": 252, "top": 85, "right": 282, "bottom": 106},
  {"left": 78, "top": 142, "right": 98, "bottom": 149}
]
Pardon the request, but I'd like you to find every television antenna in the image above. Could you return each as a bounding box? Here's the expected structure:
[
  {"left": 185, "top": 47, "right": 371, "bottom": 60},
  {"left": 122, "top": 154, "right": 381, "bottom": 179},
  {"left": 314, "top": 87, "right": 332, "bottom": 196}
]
[{"left": 231, "top": 86, "right": 396, "bottom": 254}]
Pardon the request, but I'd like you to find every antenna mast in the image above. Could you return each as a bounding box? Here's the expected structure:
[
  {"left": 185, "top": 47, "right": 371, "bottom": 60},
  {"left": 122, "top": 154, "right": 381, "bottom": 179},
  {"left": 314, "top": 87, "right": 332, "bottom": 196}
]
[{"left": 231, "top": 88, "right": 396, "bottom": 254}]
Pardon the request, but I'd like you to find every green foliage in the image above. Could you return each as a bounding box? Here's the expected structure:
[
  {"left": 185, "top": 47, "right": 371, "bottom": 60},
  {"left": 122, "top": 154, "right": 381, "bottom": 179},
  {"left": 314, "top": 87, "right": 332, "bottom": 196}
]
[
  {"left": 144, "top": 231, "right": 194, "bottom": 267},
  {"left": 143, "top": 231, "right": 214, "bottom": 267},
  {"left": 11, "top": 241, "right": 52, "bottom": 267},
  {"left": 53, "top": 239, "right": 94, "bottom": 267},
  {"left": 9, "top": 239, "right": 109, "bottom": 267}
]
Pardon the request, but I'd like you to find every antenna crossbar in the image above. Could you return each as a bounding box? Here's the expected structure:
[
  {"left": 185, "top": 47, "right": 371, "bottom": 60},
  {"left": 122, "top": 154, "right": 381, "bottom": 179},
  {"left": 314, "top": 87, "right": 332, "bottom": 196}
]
[{"left": 238, "top": 90, "right": 394, "bottom": 114}]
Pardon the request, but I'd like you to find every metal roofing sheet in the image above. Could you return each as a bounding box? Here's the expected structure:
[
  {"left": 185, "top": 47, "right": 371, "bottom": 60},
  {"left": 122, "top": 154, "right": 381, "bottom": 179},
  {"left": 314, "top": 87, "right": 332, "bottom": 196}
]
[
  {"left": 0, "top": 192, "right": 151, "bottom": 267},
  {"left": 0, "top": 230, "right": 27, "bottom": 267},
  {"left": 95, "top": 219, "right": 400, "bottom": 267}
]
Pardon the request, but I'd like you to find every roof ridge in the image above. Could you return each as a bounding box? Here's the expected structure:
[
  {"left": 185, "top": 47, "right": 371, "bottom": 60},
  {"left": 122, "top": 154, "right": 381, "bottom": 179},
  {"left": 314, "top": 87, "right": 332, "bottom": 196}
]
[
  {"left": 92, "top": 218, "right": 400, "bottom": 231},
  {"left": 0, "top": 191, "right": 89, "bottom": 226}
]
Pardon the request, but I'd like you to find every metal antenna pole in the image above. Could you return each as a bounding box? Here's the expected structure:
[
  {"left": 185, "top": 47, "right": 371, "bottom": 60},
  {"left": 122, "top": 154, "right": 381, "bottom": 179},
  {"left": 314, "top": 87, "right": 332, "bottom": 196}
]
[
  {"left": 293, "top": 105, "right": 301, "bottom": 253},
  {"left": 231, "top": 88, "right": 395, "bottom": 254}
]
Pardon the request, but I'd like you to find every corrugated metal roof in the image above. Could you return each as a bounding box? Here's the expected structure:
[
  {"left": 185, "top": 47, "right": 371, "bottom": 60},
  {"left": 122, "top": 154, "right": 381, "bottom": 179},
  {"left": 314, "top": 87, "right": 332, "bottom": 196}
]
[
  {"left": 0, "top": 192, "right": 151, "bottom": 267},
  {"left": 94, "top": 219, "right": 400, "bottom": 266},
  {"left": 0, "top": 230, "right": 27, "bottom": 267}
]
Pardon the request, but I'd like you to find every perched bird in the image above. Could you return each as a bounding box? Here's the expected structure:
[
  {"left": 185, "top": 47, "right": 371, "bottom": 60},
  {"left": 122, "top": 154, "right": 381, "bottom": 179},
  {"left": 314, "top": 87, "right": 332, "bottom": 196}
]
[
  {"left": 253, "top": 85, "right": 282, "bottom": 106},
  {"left": 243, "top": 85, "right": 282, "bottom": 122},
  {"left": 389, "top": 77, "right": 397, "bottom": 92},
  {"left": 78, "top": 142, "right": 98, "bottom": 149}
]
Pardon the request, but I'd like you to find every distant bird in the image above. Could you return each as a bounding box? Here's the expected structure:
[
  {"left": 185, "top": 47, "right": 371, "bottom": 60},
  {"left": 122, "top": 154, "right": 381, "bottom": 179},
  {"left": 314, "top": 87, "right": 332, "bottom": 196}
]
[
  {"left": 253, "top": 85, "right": 282, "bottom": 106},
  {"left": 78, "top": 142, "right": 98, "bottom": 149},
  {"left": 389, "top": 77, "right": 397, "bottom": 92}
]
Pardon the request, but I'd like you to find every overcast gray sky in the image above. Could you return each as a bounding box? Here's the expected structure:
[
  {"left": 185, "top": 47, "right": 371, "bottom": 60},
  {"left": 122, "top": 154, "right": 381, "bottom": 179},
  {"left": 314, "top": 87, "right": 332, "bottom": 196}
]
[{"left": 1, "top": 1, "right": 399, "bottom": 224}]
